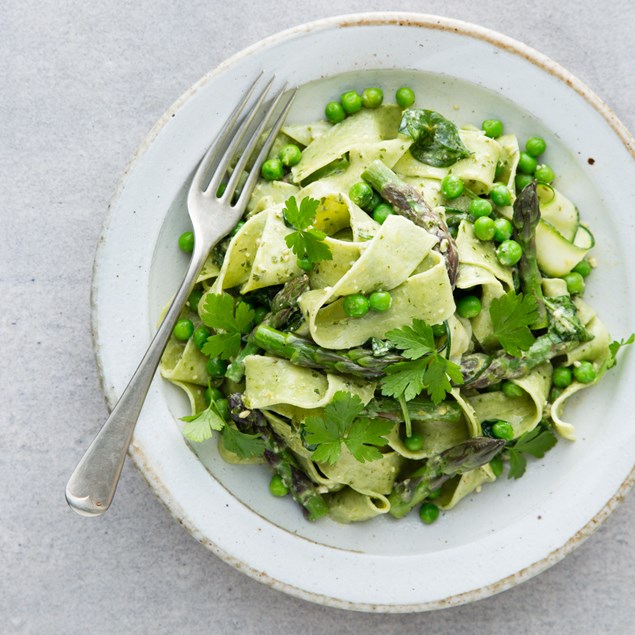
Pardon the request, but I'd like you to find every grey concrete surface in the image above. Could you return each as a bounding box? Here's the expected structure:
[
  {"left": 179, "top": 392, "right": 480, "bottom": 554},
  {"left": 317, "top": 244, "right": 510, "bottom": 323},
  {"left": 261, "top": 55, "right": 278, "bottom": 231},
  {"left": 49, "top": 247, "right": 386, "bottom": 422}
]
[{"left": 1, "top": 1, "right": 633, "bottom": 633}]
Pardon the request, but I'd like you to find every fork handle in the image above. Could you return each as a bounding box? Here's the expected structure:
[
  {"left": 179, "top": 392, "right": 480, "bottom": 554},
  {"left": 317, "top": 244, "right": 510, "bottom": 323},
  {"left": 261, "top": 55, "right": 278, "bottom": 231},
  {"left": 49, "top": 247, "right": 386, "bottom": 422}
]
[{"left": 66, "top": 244, "right": 211, "bottom": 516}]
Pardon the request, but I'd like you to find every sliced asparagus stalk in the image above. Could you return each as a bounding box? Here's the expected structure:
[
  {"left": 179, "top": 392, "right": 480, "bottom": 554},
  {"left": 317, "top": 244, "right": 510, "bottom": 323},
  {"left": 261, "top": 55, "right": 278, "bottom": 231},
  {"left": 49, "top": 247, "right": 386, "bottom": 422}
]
[
  {"left": 225, "top": 275, "right": 309, "bottom": 382},
  {"left": 388, "top": 437, "right": 505, "bottom": 518},
  {"left": 362, "top": 160, "right": 458, "bottom": 286},
  {"left": 228, "top": 393, "right": 329, "bottom": 521},
  {"left": 512, "top": 181, "right": 547, "bottom": 328}
]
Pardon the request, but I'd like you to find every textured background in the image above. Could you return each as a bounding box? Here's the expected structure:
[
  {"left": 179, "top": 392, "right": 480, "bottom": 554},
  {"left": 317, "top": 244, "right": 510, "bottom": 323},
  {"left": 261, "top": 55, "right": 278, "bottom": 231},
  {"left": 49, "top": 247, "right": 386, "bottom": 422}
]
[{"left": 2, "top": 1, "right": 634, "bottom": 633}]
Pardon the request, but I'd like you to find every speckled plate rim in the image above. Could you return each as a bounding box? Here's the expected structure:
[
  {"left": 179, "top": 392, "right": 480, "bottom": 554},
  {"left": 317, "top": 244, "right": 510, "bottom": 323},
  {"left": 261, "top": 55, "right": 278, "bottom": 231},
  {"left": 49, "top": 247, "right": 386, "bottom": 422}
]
[{"left": 91, "top": 12, "right": 635, "bottom": 612}]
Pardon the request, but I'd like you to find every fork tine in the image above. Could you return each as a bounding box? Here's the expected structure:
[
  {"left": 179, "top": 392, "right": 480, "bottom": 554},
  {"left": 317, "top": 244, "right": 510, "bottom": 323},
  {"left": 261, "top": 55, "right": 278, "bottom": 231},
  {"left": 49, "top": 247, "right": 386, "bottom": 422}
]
[
  {"left": 222, "top": 83, "right": 290, "bottom": 200},
  {"left": 190, "top": 72, "right": 265, "bottom": 194},
  {"left": 205, "top": 76, "right": 277, "bottom": 197},
  {"left": 233, "top": 89, "right": 297, "bottom": 210}
]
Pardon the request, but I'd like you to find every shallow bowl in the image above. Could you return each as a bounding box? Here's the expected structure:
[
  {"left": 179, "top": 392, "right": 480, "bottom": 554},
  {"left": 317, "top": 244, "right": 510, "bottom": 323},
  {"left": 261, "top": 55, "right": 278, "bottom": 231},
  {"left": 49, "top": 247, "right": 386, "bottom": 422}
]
[{"left": 92, "top": 13, "right": 635, "bottom": 611}]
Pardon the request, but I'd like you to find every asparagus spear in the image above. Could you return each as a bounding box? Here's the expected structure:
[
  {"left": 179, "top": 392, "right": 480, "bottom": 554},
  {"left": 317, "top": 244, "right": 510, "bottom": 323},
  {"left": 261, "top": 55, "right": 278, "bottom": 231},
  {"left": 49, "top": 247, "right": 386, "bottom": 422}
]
[
  {"left": 461, "top": 334, "right": 577, "bottom": 389},
  {"left": 225, "top": 275, "right": 310, "bottom": 382},
  {"left": 361, "top": 160, "right": 459, "bottom": 286},
  {"left": 252, "top": 324, "right": 402, "bottom": 380},
  {"left": 362, "top": 397, "right": 462, "bottom": 424},
  {"left": 388, "top": 437, "right": 505, "bottom": 518},
  {"left": 512, "top": 181, "right": 547, "bottom": 328},
  {"left": 228, "top": 393, "right": 329, "bottom": 521},
  {"left": 254, "top": 325, "right": 579, "bottom": 390}
]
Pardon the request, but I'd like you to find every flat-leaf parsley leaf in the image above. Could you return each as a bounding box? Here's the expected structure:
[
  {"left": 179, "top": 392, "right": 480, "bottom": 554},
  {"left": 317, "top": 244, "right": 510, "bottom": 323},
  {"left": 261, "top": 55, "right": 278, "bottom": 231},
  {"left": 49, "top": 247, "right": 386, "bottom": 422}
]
[
  {"left": 283, "top": 196, "right": 333, "bottom": 266},
  {"left": 200, "top": 292, "right": 255, "bottom": 360},
  {"left": 380, "top": 319, "right": 463, "bottom": 404},
  {"left": 607, "top": 333, "right": 634, "bottom": 369},
  {"left": 303, "top": 391, "right": 393, "bottom": 464},
  {"left": 222, "top": 425, "right": 265, "bottom": 458},
  {"left": 180, "top": 401, "right": 226, "bottom": 443},
  {"left": 506, "top": 424, "right": 557, "bottom": 479},
  {"left": 490, "top": 291, "right": 538, "bottom": 357}
]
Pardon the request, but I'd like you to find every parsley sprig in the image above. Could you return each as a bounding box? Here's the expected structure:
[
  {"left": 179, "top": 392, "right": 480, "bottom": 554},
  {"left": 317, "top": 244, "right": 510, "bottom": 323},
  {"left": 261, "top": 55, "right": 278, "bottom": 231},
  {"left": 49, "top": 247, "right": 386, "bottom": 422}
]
[
  {"left": 200, "top": 292, "right": 255, "bottom": 360},
  {"left": 506, "top": 424, "right": 557, "bottom": 479},
  {"left": 283, "top": 196, "right": 333, "bottom": 267},
  {"left": 490, "top": 291, "right": 538, "bottom": 357},
  {"left": 303, "top": 391, "right": 393, "bottom": 464},
  {"left": 607, "top": 333, "right": 634, "bottom": 369},
  {"left": 379, "top": 319, "right": 463, "bottom": 404},
  {"left": 181, "top": 392, "right": 264, "bottom": 459}
]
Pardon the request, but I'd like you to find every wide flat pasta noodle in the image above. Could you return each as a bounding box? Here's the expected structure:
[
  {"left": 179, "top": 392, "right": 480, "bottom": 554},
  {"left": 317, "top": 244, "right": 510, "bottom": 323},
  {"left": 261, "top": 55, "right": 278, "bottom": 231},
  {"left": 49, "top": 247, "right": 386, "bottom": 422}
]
[
  {"left": 326, "top": 488, "right": 391, "bottom": 523},
  {"left": 243, "top": 356, "right": 375, "bottom": 409},
  {"left": 386, "top": 415, "right": 468, "bottom": 460},
  {"left": 438, "top": 466, "right": 496, "bottom": 510},
  {"left": 291, "top": 106, "right": 403, "bottom": 183},
  {"left": 300, "top": 215, "right": 454, "bottom": 348},
  {"left": 467, "top": 363, "right": 551, "bottom": 438}
]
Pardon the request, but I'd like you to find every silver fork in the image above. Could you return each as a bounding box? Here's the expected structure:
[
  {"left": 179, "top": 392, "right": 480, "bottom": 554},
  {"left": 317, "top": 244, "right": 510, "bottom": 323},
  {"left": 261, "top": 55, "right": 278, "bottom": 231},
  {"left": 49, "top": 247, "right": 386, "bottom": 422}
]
[{"left": 66, "top": 76, "right": 296, "bottom": 516}]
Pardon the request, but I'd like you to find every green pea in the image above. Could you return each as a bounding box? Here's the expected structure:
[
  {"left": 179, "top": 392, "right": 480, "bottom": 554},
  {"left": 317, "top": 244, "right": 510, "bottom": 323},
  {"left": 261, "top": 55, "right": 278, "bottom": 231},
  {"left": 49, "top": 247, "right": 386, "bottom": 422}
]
[
  {"left": 297, "top": 258, "right": 314, "bottom": 272},
  {"left": 572, "top": 259, "right": 592, "bottom": 278},
  {"left": 261, "top": 158, "right": 284, "bottom": 181},
  {"left": 178, "top": 231, "right": 194, "bottom": 253},
  {"left": 474, "top": 216, "right": 496, "bottom": 241},
  {"left": 457, "top": 295, "right": 482, "bottom": 318},
  {"left": 188, "top": 289, "right": 203, "bottom": 310},
  {"left": 441, "top": 174, "right": 465, "bottom": 200},
  {"left": 253, "top": 305, "right": 269, "bottom": 324},
  {"left": 206, "top": 358, "right": 227, "bottom": 379},
  {"left": 493, "top": 217, "right": 513, "bottom": 242},
  {"left": 496, "top": 239, "right": 523, "bottom": 266},
  {"left": 278, "top": 144, "right": 302, "bottom": 167},
  {"left": 517, "top": 151, "right": 538, "bottom": 175},
  {"left": 535, "top": 163, "right": 555, "bottom": 184},
  {"left": 492, "top": 420, "right": 514, "bottom": 440},
  {"left": 340, "top": 90, "right": 362, "bottom": 115},
  {"left": 481, "top": 119, "right": 504, "bottom": 139},
  {"left": 573, "top": 361, "right": 596, "bottom": 384},
  {"left": 549, "top": 387, "right": 563, "bottom": 402},
  {"left": 490, "top": 184, "right": 512, "bottom": 207},
  {"left": 269, "top": 474, "right": 289, "bottom": 497},
  {"left": 373, "top": 202, "right": 393, "bottom": 224},
  {"left": 216, "top": 398, "right": 230, "bottom": 420},
  {"left": 403, "top": 433, "right": 424, "bottom": 452},
  {"left": 552, "top": 366, "right": 573, "bottom": 388},
  {"left": 369, "top": 291, "right": 392, "bottom": 312},
  {"left": 419, "top": 502, "right": 440, "bottom": 525},
  {"left": 525, "top": 136, "right": 547, "bottom": 157},
  {"left": 193, "top": 326, "right": 211, "bottom": 350},
  {"left": 489, "top": 455, "right": 504, "bottom": 478},
  {"left": 432, "top": 323, "right": 447, "bottom": 337},
  {"left": 502, "top": 381, "right": 524, "bottom": 398},
  {"left": 395, "top": 86, "right": 415, "bottom": 108},
  {"left": 361, "top": 87, "right": 384, "bottom": 108},
  {"left": 343, "top": 294, "right": 370, "bottom": 319},
  {"left": 563, "top": 272, "right": 585, "bottom": 295},
  {"left": 368, "top": 189, "right": 382, "bottom": 210},
  {"left": 515, "top": 173, "right": 534, "bottom": 192},
  {"left": 325, "top": 101, "right": 345, "bottom": 123},
  {"left": 230, "top": 221, "right": 245, "bottom": 238},
  {"left": 204, "top": 386, "right": 224, "bottom": 405},
  {"left": 494, "top": 161, "right": 505, "bottom": 180},
  {"left": 427, "top": 488, "right": 442, "bottom": 500},
  {"left": 173, "top": 319, "right": 194, "bottom": 341},
  {"left": 349, "top": 182, "right": 374, "bottom": 209},
  {"left": 469, "top": 198, "right": 493, "bottom": 218}
]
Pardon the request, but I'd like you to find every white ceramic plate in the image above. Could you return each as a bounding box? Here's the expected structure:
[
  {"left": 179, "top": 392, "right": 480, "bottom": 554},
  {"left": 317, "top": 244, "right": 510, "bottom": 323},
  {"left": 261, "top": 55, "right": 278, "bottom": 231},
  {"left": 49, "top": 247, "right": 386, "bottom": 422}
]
[{"left": 92, "top": 13, "right": 635, "bottom": 611}]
